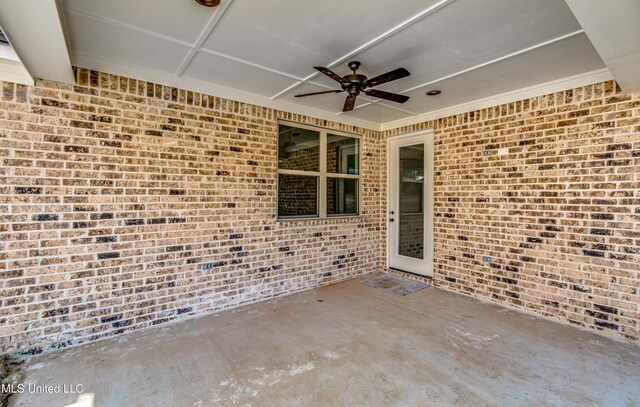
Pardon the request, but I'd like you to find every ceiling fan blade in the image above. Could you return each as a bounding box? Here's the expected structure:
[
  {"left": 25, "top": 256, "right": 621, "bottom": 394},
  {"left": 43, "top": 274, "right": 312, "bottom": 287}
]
[
  {"left": 364, "top": 67, "right": 410, "bottom": 88},
  {"left": 364, "top": 89, "right": 409, "bottom": 103},
  {"left": 343, "top": 94, "right": 357, "bottom": 112},
  {"left": 314, "top": 66, "right": 349, "bottom": 85},
  {"left": 294, "top": 90, "right": 343, "bottom": 97}
]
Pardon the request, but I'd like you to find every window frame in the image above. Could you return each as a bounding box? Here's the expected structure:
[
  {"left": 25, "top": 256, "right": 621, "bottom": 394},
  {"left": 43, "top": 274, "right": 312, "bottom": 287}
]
[{"left": 277, "top": 120, "right": 362, "bottom": 220}]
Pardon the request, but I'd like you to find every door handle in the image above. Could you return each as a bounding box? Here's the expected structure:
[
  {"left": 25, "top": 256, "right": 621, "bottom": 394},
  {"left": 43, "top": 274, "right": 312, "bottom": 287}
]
[{"left": 389, "top": 218, "right": 395, "bottom": 222}]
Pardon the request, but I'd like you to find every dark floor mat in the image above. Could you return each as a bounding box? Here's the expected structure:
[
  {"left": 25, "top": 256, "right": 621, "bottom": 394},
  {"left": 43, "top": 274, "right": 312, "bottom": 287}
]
[{"left": 360, "top": 274, "right": 430, "bottom": 296}]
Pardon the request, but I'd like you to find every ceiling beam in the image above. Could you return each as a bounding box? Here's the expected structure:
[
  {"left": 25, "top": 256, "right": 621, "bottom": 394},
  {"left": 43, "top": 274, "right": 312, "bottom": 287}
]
[
  {"left": 65, "top": 3, "right": 302, "bottom": 85},
  {"left": 175, "top": 0, "right": 235, "bottom": 76},
  {"left": 348, "top": 30, "right": 585, "bottom": 113},
  {"left": 0, "top": 0, "right": 74, "bottom": 84},
  {"left": 400, "top": 30, "right": 585, "bottom": 94},
  {"left": 197, "top": 48, "right": 303, "bottom": 81},
  {"left": 564, "top": 0, "right": 640, "bottom": 93}
]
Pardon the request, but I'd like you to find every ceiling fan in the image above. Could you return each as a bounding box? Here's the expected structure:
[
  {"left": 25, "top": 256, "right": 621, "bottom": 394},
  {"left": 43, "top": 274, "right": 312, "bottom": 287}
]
[{"left": 295, "top": 61, "right": 410, "bottom": 112}]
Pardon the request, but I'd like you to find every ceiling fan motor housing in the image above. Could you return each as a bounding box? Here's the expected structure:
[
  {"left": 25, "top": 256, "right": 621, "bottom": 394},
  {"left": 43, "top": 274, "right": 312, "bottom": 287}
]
[
  {"left": 344, "top": 62, "right": 367, "bottom": 95},
  {"left": 343, "top": 74, "right": 368, "bottom": 84}
]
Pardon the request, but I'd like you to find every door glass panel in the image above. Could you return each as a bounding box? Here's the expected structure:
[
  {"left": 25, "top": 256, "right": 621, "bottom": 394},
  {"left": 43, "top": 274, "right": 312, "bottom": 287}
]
[{"left": 398, "top": 144, "right": 424, "bottom": 259}]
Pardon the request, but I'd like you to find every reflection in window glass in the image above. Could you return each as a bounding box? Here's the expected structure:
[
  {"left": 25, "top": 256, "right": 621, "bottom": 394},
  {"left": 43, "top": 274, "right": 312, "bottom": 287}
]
[
  {"left": 278, "top": 125, "right": 320, "bottom": 172},
  {"left": 326, "top": 134, "right": 359, "bottom": 174},
  {"left": 327, "top": 178, "right": 358, "bottom": 215},
  {"left": 278, "top": 174, "right": 318, "bottom": 217},
  {"left": 398, "top": 144, "right": 424, "bottom": 259}
]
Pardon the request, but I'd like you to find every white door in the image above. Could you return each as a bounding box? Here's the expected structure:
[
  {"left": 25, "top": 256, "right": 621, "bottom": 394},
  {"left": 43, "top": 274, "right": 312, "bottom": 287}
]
[{"left": 387, "top": 131, "right": 434, "bottom": 276}]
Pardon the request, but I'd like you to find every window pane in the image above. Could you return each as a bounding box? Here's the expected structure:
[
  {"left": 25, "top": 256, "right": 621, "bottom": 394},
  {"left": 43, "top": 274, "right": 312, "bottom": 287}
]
[
  {"left": 278, "top": 124, "right": 320, "bottom": 172},
  {"left": 327, "top": 178, "right": 358, "bottom": 215},
  {"left": 326, "top": 134, "right": 359, "bottom": 174},
  {"left": 278, "top": 174, "right": 318, "bottom": 217},
  {"left": 399, "top": 144, "right": 424, "bottom": 259}
]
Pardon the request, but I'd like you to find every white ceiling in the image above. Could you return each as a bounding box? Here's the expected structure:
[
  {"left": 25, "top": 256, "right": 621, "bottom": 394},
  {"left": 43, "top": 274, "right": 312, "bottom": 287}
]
[
  {"left": 0, "top": 0, "right": 74, "bottom": 86},
  {"left": 55, "top": 0, "right": 614, "bottom": 130},
  {"left": 565, "top": 0, "right": 640, "bottom": 94}
]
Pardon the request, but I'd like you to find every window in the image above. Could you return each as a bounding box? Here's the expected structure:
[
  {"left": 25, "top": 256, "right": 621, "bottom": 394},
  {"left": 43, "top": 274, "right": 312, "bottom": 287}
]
[{"left": 278, "top": 122, "right": 360, "bottom": 219}]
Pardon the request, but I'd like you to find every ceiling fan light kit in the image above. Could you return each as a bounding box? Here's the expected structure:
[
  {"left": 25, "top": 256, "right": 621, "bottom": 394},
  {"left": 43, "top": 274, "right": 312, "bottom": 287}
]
[
  {"left": 194, "top": 0, "right": 221, "bottom": 7},
  {"left": 295, "top": 61, "right": 411, "bottom": 112}
]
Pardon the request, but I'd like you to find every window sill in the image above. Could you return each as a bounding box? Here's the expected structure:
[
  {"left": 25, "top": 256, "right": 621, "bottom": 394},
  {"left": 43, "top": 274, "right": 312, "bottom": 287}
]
[{"left": 277, "top": 214, "right": 362, "bottom": 223}]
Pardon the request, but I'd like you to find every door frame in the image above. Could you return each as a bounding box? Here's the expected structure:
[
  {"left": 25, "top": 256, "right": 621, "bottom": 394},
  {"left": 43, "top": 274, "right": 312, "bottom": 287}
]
[{"left": 386, "top": 130, "right": 435, "bottom": 277}]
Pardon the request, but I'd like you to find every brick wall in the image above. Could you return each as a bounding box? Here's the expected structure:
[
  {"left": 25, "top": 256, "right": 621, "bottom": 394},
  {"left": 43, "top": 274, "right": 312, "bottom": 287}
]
[
  {"left": 385, "top": 81, "right": 640, "bottom": 343},
  {"left": 0, "top": 68, "right": 384, "bottom": 354},
  {"left": 0, "top": 68, "right": 637, "bottom": 354}
]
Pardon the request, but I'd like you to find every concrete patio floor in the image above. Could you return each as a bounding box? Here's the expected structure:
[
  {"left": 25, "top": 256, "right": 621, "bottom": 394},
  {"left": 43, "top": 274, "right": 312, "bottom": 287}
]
[{"left": 8, "top": 274, "right": 640, "bottom": 406}]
